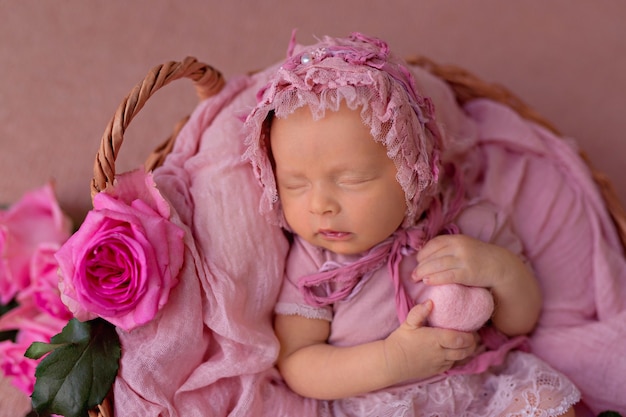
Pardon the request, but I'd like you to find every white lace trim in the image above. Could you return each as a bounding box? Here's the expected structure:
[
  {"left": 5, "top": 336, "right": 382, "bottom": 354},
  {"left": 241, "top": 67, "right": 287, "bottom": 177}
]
[
  {"left": 275, "top": 302, "right": 332, "bottom": 321},
  {"left": 324, "top": 351, "right": 581, "bottom": 417}
]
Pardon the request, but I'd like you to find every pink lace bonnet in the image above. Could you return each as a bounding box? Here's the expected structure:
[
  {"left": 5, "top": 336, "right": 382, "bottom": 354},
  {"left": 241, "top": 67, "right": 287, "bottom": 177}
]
[{"left": 243, "top": 32, "right": 448, "bottom": 228}]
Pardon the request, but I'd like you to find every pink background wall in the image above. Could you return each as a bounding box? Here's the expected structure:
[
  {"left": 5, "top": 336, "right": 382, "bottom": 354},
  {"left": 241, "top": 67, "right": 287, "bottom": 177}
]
[
  {"left": 0, "top": 1, "right": 625, "bottom": 414},
  {"left": 1, "top": 1, "right": 625, "bottom": 225}
]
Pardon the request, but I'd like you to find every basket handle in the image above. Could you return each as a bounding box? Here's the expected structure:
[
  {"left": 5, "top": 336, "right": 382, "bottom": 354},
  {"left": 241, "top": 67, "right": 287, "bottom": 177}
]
[{"left": 91, "top": 56, "right": 224, "bottom": 198}]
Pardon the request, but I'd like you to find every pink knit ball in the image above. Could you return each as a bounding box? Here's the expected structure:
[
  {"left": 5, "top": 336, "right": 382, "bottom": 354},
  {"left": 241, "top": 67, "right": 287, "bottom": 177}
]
[{"left": 424, "top": 284, "right": 494, "bottom": 332}]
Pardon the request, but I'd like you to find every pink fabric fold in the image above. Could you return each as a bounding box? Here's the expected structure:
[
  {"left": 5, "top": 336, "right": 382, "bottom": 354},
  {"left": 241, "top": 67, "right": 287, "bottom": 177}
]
[
  {"left": 110, "top": 66, "right": 626, "bottom": 415},
  {"left": 464, "top": 99, "right": 626, "bottom": 415}
]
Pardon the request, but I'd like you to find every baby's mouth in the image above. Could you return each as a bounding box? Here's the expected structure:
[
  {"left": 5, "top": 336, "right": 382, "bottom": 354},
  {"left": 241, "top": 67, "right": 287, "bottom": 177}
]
[{"left": 318, "top": 229, "right": 352, "bottom": 241}]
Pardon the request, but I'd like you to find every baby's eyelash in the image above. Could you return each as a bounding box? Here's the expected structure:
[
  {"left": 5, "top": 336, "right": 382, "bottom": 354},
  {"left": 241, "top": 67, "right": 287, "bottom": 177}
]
[
  {"left": 284, "top": 184, "right": 306, "bottom": 190},
  {"left": 338, "top": 176, "right": 375, "bottom": 185},
  {"left": 279, "top": 180, "right": 308, "bottom": 190}
]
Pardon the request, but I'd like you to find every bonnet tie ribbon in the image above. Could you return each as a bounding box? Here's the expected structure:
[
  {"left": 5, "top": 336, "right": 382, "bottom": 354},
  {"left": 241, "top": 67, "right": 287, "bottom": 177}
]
[{"left": 298, "top": 227, "right": 427, "bottom": 323}]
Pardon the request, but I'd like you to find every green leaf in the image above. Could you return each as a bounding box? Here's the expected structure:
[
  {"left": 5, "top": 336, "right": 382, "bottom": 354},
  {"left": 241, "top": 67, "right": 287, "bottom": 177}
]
[
  {"left": 598, "top": 412, "right": 623, "bottom": 417},
  {"left": 25, "top": 318, "right": 120, "bottom": 417},
  {"left": 25, "top": 341, "right": 66, "bottom": 359}
]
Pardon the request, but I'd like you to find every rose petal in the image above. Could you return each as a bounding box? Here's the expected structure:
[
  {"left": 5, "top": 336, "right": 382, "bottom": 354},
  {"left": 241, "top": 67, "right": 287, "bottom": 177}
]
[{"left": 0, "top": 184, "right": 71, "bottom": 304}]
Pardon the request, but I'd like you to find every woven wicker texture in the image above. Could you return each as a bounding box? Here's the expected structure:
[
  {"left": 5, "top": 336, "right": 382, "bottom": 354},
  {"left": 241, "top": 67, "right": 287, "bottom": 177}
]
[
  {"left": 90, "top": 56, "right": 224, "bottom": 199},
  {"left": 89, "top": 56, "right": 626, "bottom": 417}
]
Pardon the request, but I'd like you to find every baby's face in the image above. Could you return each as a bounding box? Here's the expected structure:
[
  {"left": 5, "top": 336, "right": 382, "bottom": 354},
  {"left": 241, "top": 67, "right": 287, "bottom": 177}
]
[{"left": 270, "top": 103, "right": 406, "bottom": 255}]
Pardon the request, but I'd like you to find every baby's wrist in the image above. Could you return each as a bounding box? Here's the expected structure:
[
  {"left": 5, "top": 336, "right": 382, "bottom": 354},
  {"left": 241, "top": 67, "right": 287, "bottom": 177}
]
[{"left": 380, "top": 336, "right": 411, "bottom": 386}]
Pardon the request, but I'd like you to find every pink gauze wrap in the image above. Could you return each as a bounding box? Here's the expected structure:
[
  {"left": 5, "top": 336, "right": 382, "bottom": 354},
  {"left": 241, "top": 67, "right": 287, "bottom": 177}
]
[{"left": 109, "top": 33, "right": 626, "bottom": 416}]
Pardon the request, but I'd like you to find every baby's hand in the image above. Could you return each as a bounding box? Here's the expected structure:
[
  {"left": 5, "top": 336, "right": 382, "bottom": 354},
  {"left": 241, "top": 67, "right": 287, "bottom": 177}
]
[
  {"left": 413, "top": 234, "right": 542, "bottom": 337},
  {"left": 412, "top": 234, "right": 514, "bottom": 289},
  {"left": 383, "top": 300, "right": 478, "bottom": 383}
]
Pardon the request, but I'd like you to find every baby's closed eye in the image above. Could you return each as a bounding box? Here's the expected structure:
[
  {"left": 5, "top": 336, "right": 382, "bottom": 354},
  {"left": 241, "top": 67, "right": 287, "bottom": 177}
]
[
  {"left": 277, "top": 175, "right": 310, "bottom": 191},
  {"left": 282, "top": 182, "right": 309, "bottom": 191},
  {"left": 336, "top": 173, "right": 378, "bottom": 187}
]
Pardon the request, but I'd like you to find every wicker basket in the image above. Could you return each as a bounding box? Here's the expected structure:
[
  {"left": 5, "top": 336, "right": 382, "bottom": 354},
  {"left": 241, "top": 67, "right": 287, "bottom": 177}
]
[{"left": 86, "top": 55, "right": 626, "bottom": 417}]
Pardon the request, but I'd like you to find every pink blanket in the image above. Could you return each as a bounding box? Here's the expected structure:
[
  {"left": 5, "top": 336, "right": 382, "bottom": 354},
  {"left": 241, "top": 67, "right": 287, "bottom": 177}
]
[
  {"left": 465, "top": 99, "right": 626, "bottom": 415},
  {"left": 111, "top": 64, "right": 626, "bottom": 416}
]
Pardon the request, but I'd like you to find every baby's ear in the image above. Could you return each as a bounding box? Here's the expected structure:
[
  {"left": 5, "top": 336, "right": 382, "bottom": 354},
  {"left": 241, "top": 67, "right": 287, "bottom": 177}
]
[{"left": 424, "top": 284, "right": 494, "bottom": 332}]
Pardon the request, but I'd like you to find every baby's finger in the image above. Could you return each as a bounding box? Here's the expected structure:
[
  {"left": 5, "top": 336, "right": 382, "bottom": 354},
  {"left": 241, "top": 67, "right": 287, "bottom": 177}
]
[
  {"left": 444, "top": 344, "right": 476, "bottom": 362},
  {"left": 412, "top": 257, "right": 460, "bottom": 283},
  {"left": 438, "top": 330, "right": 477, "bottom": 351},
  {"left": 404, "top": 300, "right": 433, "bottom": 330},
  {"left": 416, "top": 235, "right": 456, "bottom": 262}
]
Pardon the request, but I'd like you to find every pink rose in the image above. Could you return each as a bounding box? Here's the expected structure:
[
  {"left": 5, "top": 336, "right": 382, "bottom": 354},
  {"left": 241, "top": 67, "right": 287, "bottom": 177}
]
[
  {"left": 0, "top": 185, "right": 71, "bottom": 304},
  {"left": 0, "top": 302, "right": 67, "bottom": 395},
  {"left": 55, "top": 170, "right": 185, "bottom": 331},
  {"left": 17, "top": 243, "right": 73, "bottom": 321},
  {"left": 0, "top": 340, "right": 38, "bottom": 394}
]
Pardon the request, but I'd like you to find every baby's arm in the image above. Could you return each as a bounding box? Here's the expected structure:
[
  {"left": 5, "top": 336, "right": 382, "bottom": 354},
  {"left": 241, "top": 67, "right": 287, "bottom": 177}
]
[
  {"left": 274, "top": 301, "right": 477, "bottom": 400},
  {"left": 413, "top": 234, "right": 542, "bottom": 336}
]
